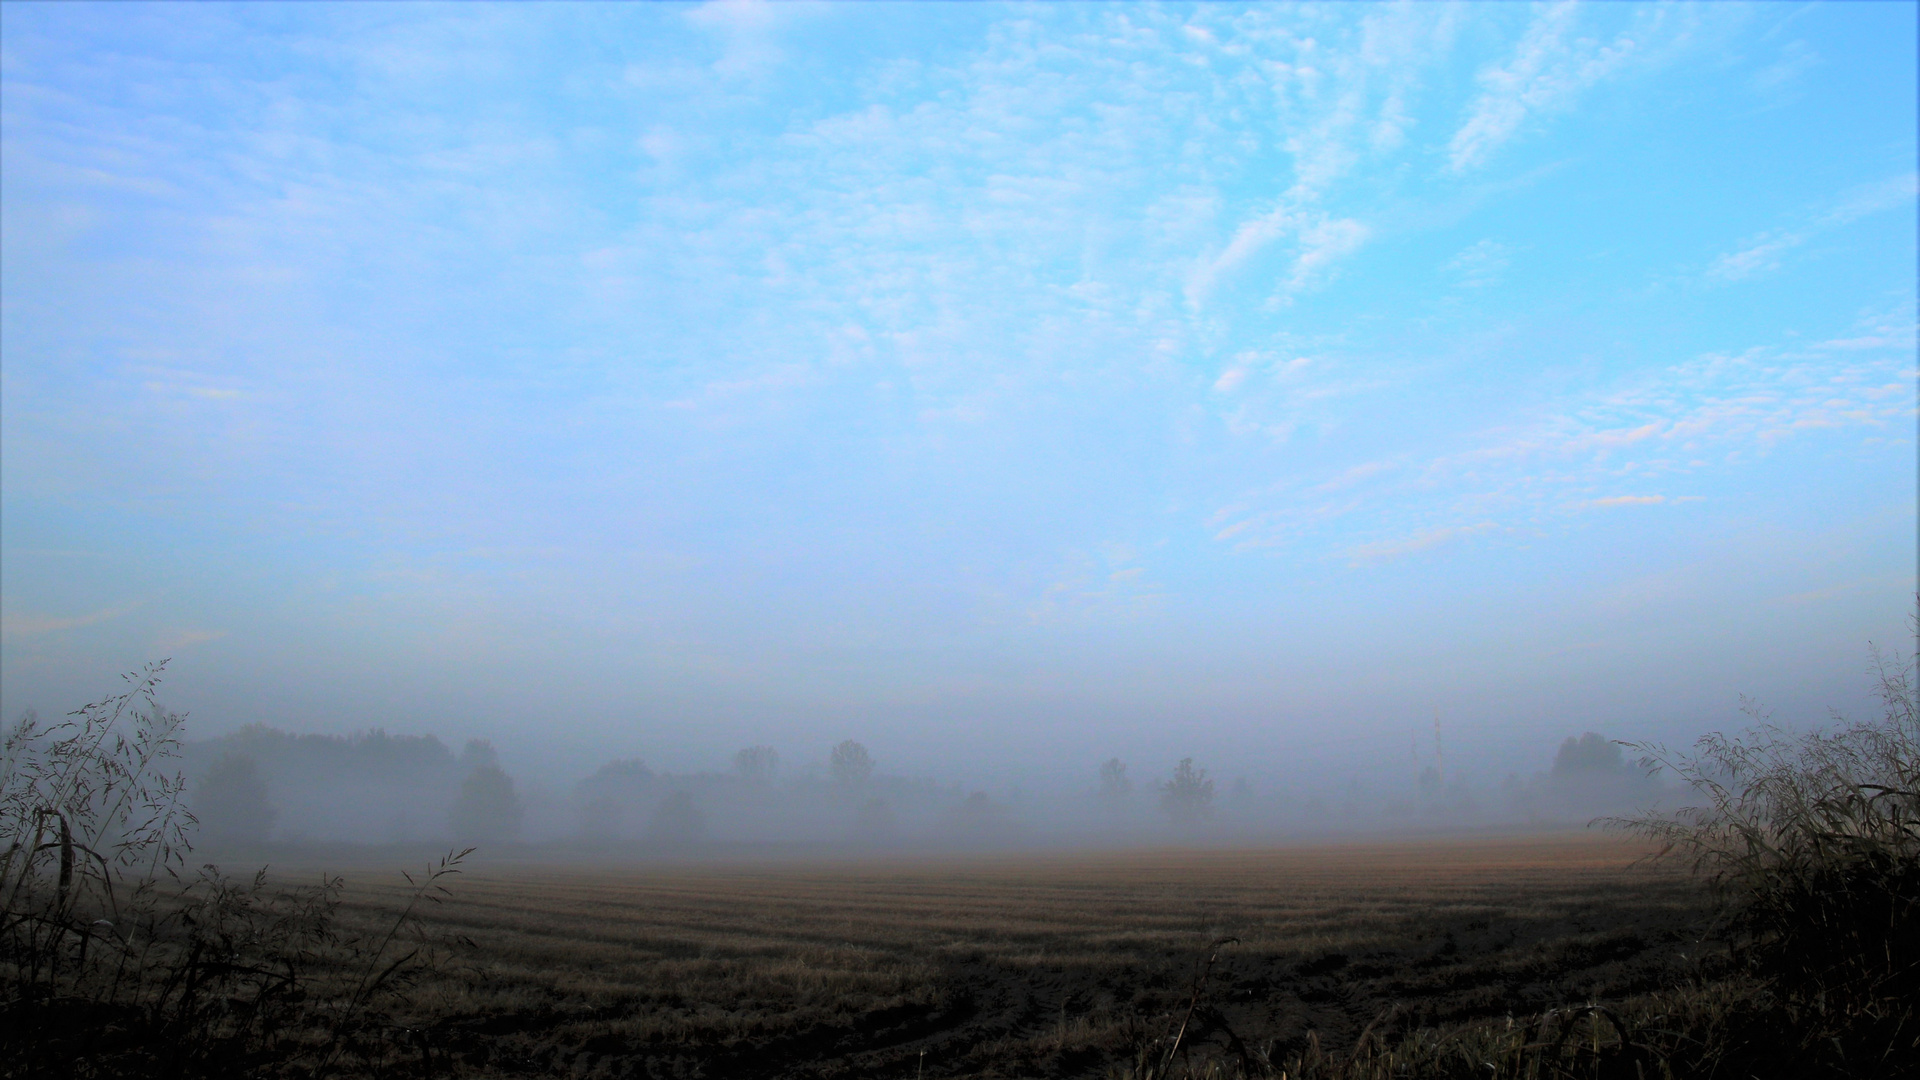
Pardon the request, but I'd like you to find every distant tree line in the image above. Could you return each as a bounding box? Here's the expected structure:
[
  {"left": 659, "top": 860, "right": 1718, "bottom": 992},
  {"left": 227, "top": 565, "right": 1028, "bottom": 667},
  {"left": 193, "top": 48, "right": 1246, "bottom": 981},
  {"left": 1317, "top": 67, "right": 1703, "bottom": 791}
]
[
  {"left": 181, "top": 721, "right": 1672, "bottom": 849},
  {"left": 1089, "top": 756, "right": 1217, "bottom": 828},
  {"left": 185, "top": 725, "right": 522, "bottom": 846},
  {"left": 568, "top": 738, "right": 992, "bottom": 847}
]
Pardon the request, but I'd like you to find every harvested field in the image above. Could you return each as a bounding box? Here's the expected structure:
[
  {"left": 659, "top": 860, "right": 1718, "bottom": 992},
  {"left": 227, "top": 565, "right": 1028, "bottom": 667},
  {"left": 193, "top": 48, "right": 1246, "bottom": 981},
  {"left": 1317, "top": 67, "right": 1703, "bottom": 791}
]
[{"left": 304, "top": 832, "right": 1705, "bottom": 1078}]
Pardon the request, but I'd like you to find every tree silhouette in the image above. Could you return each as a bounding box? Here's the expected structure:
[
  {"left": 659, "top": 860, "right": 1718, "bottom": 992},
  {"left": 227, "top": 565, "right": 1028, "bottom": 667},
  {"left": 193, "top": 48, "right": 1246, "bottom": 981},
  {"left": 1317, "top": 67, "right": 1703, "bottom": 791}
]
[
  {"left": 579, "top": 758, "right": 653, "bottom": 796},
  {"left": 734, "top": 745, "right": 779, "bottom": 783},
  {"left": 450, "top": 764, "right": 522, "bottom": 843},
  {"left": 458, "top": 738, "right": 500, "bottom": 771},
  {"left": 1551, "top": 732, "right": 1631, "bottom": 778},
  {"left": 575, "top": 758, "right": 651, "bottom": 839},
  {"left": 1160, "top": 757, "right": 1214, "bottom": 828},
  {"left": 193, "top": 752, "right": 276, "bottom": 845},
  {"left": 829, "top": 740, "right": 873, "bottom": 786},
  {"left": 1098, "top": 758, "right": 1132, "bottom": 807}
]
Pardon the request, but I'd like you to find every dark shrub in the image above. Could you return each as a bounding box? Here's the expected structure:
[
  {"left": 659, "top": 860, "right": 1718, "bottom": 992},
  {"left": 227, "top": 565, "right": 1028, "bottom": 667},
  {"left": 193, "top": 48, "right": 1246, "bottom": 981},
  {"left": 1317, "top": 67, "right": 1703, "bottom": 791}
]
[{"left": 1612, "top": 636, "right": 1918, "bottom": 1005}]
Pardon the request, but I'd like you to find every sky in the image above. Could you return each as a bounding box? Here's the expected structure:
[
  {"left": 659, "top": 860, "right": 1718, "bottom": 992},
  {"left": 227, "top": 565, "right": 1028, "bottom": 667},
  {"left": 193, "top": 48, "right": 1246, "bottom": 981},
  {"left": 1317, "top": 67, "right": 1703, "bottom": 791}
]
[{"left": 2, "top": 1, "right": 1914, "bottom": 789}]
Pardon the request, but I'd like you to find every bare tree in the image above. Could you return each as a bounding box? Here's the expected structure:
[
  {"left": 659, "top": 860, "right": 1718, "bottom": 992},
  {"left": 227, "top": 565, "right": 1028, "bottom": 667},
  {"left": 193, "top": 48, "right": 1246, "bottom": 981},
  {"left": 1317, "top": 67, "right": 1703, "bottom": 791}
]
[
  {"left": 829, "top": 740, "right": 873, "bottom": 786},
  {"left": 1160, "top": 757, "right": 1214, "bottom": 828}
]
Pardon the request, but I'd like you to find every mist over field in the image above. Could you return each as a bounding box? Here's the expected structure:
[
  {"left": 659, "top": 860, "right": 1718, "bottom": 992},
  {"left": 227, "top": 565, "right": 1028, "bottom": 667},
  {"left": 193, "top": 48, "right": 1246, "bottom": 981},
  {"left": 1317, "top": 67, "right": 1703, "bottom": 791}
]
[
  {"left": 2, "top": 3, "right": 1914, "bottom": 859},
  {"left": 170, "top": 720, "right": 1672, "bottom": 855}
]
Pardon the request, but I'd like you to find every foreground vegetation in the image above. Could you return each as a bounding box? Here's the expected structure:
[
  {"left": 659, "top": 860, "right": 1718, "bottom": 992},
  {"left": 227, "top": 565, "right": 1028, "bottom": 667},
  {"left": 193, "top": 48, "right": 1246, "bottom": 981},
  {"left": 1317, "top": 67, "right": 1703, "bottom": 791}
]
[
  {"left": 3, "top": 635, "right": 1914, "bottom": 1077},
  {"left": 0, "top": 666, "right": 474, "bottom": 1077}
]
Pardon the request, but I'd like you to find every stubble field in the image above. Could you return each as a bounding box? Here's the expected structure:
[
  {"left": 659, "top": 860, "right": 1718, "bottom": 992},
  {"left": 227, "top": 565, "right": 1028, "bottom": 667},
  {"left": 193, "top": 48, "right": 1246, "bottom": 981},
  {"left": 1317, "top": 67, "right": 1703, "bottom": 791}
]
[{"left": 307, "top": 832, "right": 1704, "bottom": 1078}]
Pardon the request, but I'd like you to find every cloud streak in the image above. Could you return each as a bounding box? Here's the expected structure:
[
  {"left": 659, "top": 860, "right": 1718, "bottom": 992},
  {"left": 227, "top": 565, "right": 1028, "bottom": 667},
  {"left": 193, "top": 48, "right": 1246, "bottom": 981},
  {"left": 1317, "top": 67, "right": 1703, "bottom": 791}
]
[
  {"left": 1708, "top": 173, "right": 1917, "bottom": 283},
  {"left": 1449, "top": 2, "right": 1640, "bottom": 173},
  {"left": 1346, "top": 522, "right": 1497, "bottom": 565},
  {"left": 1209, "top": 305, "right": 1915, "bottom": 561},
  {"left": 1, "top": 600, "right": 149, "bottom": 641}
]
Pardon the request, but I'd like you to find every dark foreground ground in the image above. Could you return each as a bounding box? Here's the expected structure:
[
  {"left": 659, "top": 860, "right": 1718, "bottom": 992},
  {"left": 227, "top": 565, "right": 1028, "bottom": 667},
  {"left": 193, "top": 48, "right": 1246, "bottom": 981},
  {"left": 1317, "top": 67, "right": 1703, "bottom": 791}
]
[{"left": 293, "top": 833, "right": 1704, "bottom": 1078}]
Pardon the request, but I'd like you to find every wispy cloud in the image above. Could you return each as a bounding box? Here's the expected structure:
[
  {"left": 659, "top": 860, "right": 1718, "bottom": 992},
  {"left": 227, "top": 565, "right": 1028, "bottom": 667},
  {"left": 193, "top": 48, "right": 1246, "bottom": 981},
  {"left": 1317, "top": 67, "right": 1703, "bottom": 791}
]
[
  {"left": 1580, "top": 495, "right": 1667, "bottom": 509},
  {"left": 1209, "top": 305, "right": 1913, "bottom": 560},
  {"left": 1313, "top": 460, "right": 1399, "bottom": 494},
  {"left": 1188, "top": 210, "right": 1372, "bottom": 310},
  {"left": 1285, "top": 217, "right": 1371, "bottom": 297},
  {"left": 1707, "top": 231, "right": 1804, "bottom": 282},
  {"left": 1024, "top": 544, "right": 1163, "bottom": 625},
  {"left": 154, "top": 628, "right": 229, "bottom": 652},
  {"left": 1449, "top": 2, "right": 1642, "bottom": 173},
  {"left": 684, "top": 0, "right": 795, "bottom": 81},
  {"left": 1817, "top": 173, "right": 1920, "bottom": 227},
  {"left": 1442, "top": 239, "right": 1514, "bottom": 288},
  {"left": 1707, "top": 173, "right": 1917, "bottom": 283},
  {"left": 1188, "top": 207, "right": 1293, "bottom": 311},
  {"left": 1751, "top": 38, "right": 1819, "bottom": 95},
  {"left": 1, "top": 600, "right": 148, "bottom": 640},
  {"left": 1346, "top": 522, "right": 1497, "bottom": 565},
  {"left": 1175, "top": 3, "right": 1472, "bottom": 312},
  {"left": 697, "top": 363, "right": 816, "bottom": 401}
]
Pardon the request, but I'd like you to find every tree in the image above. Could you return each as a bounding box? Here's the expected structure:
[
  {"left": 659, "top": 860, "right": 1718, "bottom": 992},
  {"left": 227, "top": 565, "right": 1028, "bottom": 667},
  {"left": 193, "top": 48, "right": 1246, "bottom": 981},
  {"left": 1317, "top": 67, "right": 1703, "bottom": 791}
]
[
  {"left": 193, "top": 752, "right": 276, "bottom": 846},
  {"left": 458, "top": 738, "right": 500, "bottom": 771},
  {"left": 575, "top": 758, "right": 650, "bottom": 839},
  {"left": 1551, "top": 732, "right": 1632, "bottom": 778},
  {"left": 449, "top": 764, "right": 522, "bottom": 844},
  {"left": 1098, "top": 757, "right": 1132, "bottom": 806},
  {"left": 734, "top": 745, "right": 779, "bottom": 783},
  {"left": 829, "top": 740, "right": 873, "bottom": 786},
  {"left": 579, "top": 758, "right": 653, "bottom": 795},
  {"left": 1160, "top": 757, "right": 1214, "bottom": 828},
  {"left": 1542, "top": 730, "right": 1659, "bottom": 815}
]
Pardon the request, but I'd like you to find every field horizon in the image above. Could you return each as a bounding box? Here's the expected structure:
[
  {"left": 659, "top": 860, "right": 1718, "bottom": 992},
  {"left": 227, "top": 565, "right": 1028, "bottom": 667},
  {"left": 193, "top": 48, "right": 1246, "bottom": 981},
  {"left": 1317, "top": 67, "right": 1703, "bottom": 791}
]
[{"left": 208, "top": 822, "right": 1651, "bottom": 878}]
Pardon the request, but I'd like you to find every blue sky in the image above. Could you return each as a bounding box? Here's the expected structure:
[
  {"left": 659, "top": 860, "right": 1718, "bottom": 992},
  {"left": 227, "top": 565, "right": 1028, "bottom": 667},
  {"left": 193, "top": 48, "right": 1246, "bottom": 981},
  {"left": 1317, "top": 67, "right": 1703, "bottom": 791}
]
[{"left": 2, "top": 1, "right": 1913, "bottom": 784}]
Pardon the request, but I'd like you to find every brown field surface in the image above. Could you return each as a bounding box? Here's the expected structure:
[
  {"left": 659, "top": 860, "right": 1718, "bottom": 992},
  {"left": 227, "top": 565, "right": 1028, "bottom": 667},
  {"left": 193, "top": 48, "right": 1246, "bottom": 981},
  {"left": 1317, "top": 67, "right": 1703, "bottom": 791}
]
[{"left": 303, "top": 832, "right": 1705, "bottom": 1078}]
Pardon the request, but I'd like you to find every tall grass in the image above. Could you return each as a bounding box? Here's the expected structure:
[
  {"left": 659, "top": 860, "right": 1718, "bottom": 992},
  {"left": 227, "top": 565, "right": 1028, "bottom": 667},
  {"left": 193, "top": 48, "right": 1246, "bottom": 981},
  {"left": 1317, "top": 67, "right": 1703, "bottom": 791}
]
[
  {"left": 1609, "top": 631, "right": 1918, "bottom": 1007},
  {"left": 0, "top": 664, "right": 472, "bottom": 1079}
]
